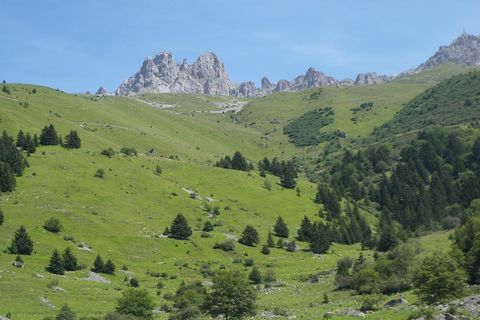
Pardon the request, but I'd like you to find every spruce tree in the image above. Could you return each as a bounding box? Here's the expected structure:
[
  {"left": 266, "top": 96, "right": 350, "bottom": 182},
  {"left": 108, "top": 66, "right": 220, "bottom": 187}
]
[
  {"left": 8, "top": 226, "right": 33, "bottom": 255},
  {"left": 46, "top": 249, "right": 65, "bottom": 275},
  {"left": 239, "top": 225, "right": 259, "bottom": 247},
  {"left": 309, "top": 222, "right": 331, "bottom": 254},
  {"left": 92, "top": 255, "right": 105, "bottom": 273},
  {"left": 64, "top": 130, "right": 81, "bottom": 149},
  {"left": 104, "top": 259, "right": 115, "bottom": 275},
  {"left": 40, "top": 124, "right": 60, "bottom": 146},
  {"left": 280, "top": 162, "right": 296, "bottom": 189},
  {"left": 231, "top": 151, "right": 249, "bottom": 171},
  {"left": 25, "top": 133, "right": 36, "bottom": 154},
  {"left": 169, "top": 213, "right": 192, "bottom": 240},
  {"left": 297, "top": 216, "right": 313, "bottom": 242},
  {"left": 16, "top": 130, "right": 25, "bottom": 149},
  {"left": 0, "top": 162, "right": 16, "bottom": 192},
  {"left": 248, "top": 267, "right": 262, "bottom": 284},
  {"left": 273, "top": 216, "right": 289, "bottom": 238},
  {"left": 62, "top": 247, "right": 78, "bottom": 271},
  {"left": 266, "top": 231, "right": 275, "bottom": 248}
]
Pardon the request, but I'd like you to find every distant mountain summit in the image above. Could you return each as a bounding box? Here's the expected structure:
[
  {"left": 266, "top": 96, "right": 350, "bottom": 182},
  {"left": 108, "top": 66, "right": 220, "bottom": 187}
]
[
  {"left": 415, "top": 33, "right": 480, "bottom": 72},
  {"left": 116, "top": 52, "right": 236, "bottom": 96},
  {"left": 115, "top": 33, "right": 480, "bottom": 97}
]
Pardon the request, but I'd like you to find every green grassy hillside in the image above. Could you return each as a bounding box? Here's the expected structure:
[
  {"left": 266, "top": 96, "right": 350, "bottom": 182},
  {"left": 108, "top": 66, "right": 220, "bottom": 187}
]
[
  {"left": 0, "top": 67, "right": 468, "bottom": 319},
  {"left": 374, "top": 69, "right": 480, "bottom": 140}
]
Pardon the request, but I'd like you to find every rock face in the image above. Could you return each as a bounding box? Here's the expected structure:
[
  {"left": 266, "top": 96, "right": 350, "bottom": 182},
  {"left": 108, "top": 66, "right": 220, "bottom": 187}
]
[
  {"left": 116, "top": 52, "right": 237, "bottom": 96},
  {"left": 95, "top": 86, "right": 107, "bottom": 96},
  {"left": 115, "top": 52, "right": 392, "bottom": 98},
  {"left": 354, "top": 72, "right": 393, "bottom": 85},
  {"left": 416, "top": 33, "right": 480, "bottom": 72},
  {"left": 115, "top": 34, "right": 480, "bottom": 98}
]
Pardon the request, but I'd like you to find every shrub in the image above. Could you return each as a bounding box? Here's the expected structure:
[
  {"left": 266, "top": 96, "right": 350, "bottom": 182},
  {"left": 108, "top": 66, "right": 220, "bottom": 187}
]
[
  {"left": 213, "top": 240, "right": 235, "bottom": 252},
  {"left": 130, "top": 277, "right": 139, "bottom": 287},
  {"left": 55, "top": 304, "right": 76, "bottom": 320},
  {"left": 261, "top": 245, "right": 270, "bottom": 255},
  {"left": 44, "top": 217, "right": 62, "bottom": 233},
  {"left": 120, "top": 147, "right": 137, "bottom": 156},
  {"left": 94, "top": 168, "right": 105, "bottom": 178},
  {"left": 116, "top": 289, "right": 155, "bottom": 319},
  {"left": 101, "top": 148, "right": 115, "bottom": 157}
]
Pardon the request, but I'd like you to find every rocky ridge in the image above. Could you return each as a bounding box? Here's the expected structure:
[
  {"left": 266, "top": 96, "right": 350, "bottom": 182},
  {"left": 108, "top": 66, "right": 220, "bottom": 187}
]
[{"left": 115, "top": 33, "right": 480, "bottom": 97}]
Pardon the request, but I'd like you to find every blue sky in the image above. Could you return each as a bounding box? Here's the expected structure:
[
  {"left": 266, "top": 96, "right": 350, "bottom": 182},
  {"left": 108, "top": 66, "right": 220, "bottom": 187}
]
[{"left": 1, "top": 0, "right": 479, "bottom": 93}]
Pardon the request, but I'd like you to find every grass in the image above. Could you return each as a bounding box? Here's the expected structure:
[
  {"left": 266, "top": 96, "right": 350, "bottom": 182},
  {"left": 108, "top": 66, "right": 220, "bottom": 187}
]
[{"left": 0, "top": 66, "right": 465, "bottom": 319}]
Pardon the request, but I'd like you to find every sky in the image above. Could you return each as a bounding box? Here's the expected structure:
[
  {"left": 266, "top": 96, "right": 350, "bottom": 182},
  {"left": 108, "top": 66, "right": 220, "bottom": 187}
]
[{"left": 1, "top": 0, "right": 479, "bottom": 93}]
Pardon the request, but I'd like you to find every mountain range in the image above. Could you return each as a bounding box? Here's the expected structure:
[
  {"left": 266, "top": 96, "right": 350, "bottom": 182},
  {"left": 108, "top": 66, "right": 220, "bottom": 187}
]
[{"left": 114, "top": 33, "right": 480, "bottom": 97}]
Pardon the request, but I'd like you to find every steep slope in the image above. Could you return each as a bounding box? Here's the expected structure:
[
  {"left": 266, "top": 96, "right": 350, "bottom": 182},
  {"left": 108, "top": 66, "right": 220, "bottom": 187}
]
[{"left": 373, "top": 70, "right": 480, "bottom": 140}]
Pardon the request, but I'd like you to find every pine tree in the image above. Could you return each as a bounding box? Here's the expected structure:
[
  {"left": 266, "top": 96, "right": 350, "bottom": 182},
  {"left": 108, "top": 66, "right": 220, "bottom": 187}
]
[
  {"left": 104, "top": 259, "right": 115, "bottom": 275},
  {"left": 248, "top": 267, "right": 262, "bottom": 284},
  {"left": 40, "top": 124, "right": 60, "bottom": 146},
  {"left": 16, "top": 130, "right": 25, "bottom": 149},
  {"left": 92, "top": 255, "right": 105, "bottom": 273},
  {"left": 297, "top": 216, "right": 313, "bottom": 242},
  {"left": 309, "top": 222, "right": 331, "bottom": 254},
  {"left": 46, "top": 249, "right": 65, "bottom": 275},
  {"left": 33, "top": 134, "right": 39, "bottom": 147},
  {"left": 24, "top": 133, "right": 36, "bottom": 154},
  {"left": 266, "top": 231, "right": 275, "bottom": 248},
  {"left": 239, "top": 225, "right": 259, "bottom": 247},
  {"left": 280, "top": 161, "right": 296, "bottom": 189},
  {"left": 0, "top": 209, "right": 4, "bottom": 225},
  {"left": 231, "top": 151, "right": 249, "bottom": 171},
  {"left": 62, "top": 247, "right": 78, "bottom": 271},
  {"left": 8, "top": 226, "right": 33, "bottom": 255},
  {"left": 273, "top": 216, "right": 289, "bottom": 238},
  {"left": 169, "top": 213, "right": 193, "bottom": 240},
  {"left": 0, "top": 162, "right": 16, "bottom": 192},
  {"left": 63, "top": 130, "right": 81, "bottom": 149}
]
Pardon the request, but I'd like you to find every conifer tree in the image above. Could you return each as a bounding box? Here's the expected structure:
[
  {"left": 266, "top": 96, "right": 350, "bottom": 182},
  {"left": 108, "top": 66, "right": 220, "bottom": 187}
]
[
  {"left": 25, "top": 133, "right": 36, "bottom": 154},
  {"left": 8, "top": 226, "right": 33, "bottom": 255},
  {"left": 40, "top": 124, "right": 60, "bottom": 146},
  {"left": 46, "top": 249, "right": 65, "bottom": 275},
  {"left": 92, "top": 255, "right": 105, "bottom": 273},
  {"left": 0, "top": 209, "right": 4, "bottom": 225},
  {"left": 297, "top": 216, "right": 313, "bottom": 242},
  {"left": 266, "top": 231, "right": 275, "bottom": 248},
  {"left": 0, "top": 162, "right": 16, "bottom": 192},
  {"left": 104, "top": 259, "right": 115, "bottom": 275},
  {"left": 248, "top": 267, "right": 262, "bottom": 284},
  {"left": 273, "top": 216, "right": 289, "bottom": 238},
  {"left": 231, "top": 151, "right": 249, "bottom": 171},
  {"left": 169, "top": 213, "right": 193, "bottom": 240},
  {"left": 16, "top": 130, "right": 25, "bottom": 149},
  {"left": 62, "top": 247, "right": 78, "bottom": 271},
  {"left": 239, "top": 225, "right": 259, "bottom": 247},
  {"left": 309, "top": 222, "right": 331, "bottom": 254},
  {"left": 63, "top": 130, "right": 81, "bottom": 149}
]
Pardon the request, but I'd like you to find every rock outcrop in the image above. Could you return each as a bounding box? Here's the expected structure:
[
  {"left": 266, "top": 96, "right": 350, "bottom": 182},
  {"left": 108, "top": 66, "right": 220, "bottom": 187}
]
[
  {"left": 115, "top": 34, "right": 480, "bottom": 98},
  {"left": 354, "top": 72, "right": 393, "bottom": 85},
  {"left": 95, "top": 86, "right": 107, "bottom": 96},
  {"left": 415, "top": 33, "right": 480, "bottom": 72},
  {"left": 116, "top": 52, "right": 237, "bottom": 96}
]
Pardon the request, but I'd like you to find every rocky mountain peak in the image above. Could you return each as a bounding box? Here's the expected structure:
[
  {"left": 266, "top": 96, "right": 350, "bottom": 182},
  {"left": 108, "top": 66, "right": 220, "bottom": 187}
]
[{"left": 415, "top": 33, "right": 480, "bottom": 71}]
